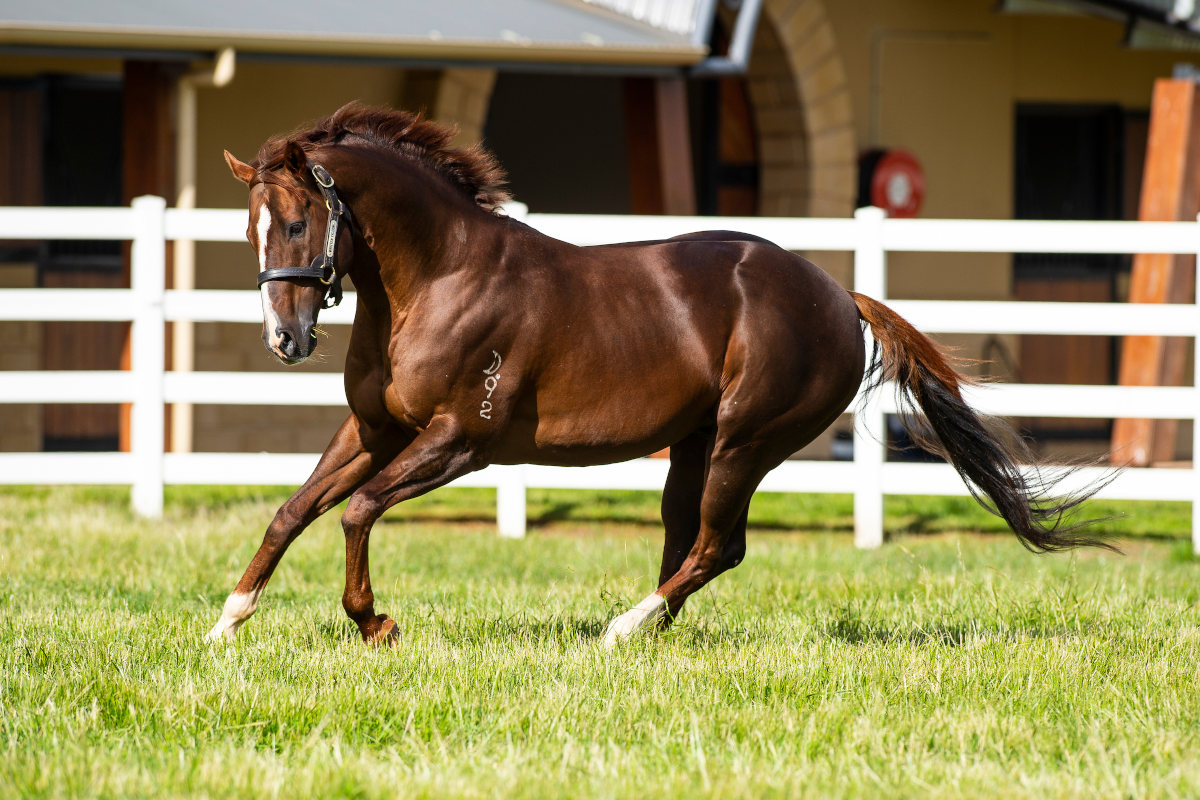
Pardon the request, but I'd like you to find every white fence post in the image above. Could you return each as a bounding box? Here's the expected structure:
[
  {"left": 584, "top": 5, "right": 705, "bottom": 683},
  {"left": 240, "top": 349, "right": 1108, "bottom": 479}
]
[
  {"left": 853, "top": 207, "right": 887, "bottom": 548},
  {"left": 497, "top": 465, "right": 528, "bottom": 538},
  {"left": 130, "top": 196, "right": 167, "bottom": 518},
  {"left": 1193, "top": 214, "right": 1200, "bottom": 555}
]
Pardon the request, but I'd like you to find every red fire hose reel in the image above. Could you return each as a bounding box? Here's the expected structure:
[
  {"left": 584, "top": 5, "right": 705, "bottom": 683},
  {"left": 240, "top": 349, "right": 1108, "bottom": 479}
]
[{"left": 857, "top": 149, "right": 925, "bottom": 218}]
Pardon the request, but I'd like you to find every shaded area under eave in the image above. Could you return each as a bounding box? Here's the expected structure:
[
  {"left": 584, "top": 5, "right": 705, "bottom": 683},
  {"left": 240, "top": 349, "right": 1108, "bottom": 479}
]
[{"left": 1005, "top": 0, "right": 1200, "bottom": 47}]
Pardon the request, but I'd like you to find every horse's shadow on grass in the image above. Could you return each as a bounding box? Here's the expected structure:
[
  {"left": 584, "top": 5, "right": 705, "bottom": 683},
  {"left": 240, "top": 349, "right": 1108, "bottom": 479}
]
[
  {"left": 315, "top": 615, "right": 609, "bottom": 645},
  {"left": 526, "top": 502, "right": 585, "bottom": 528},
  {"left": 818, "top": 609, "right": 1083, "bottom": 647},
  {"left": 821, "top": 616, "right": 976, "bottom": 647},
  {"left": 449, "top": 615, "right": 610, "bottom": 643},
  {"left": 313, "top": 613, "right": 758, "bottom": 648},
  {"left": 313, "top": 610, "right": 1078, "bottom": 649}
]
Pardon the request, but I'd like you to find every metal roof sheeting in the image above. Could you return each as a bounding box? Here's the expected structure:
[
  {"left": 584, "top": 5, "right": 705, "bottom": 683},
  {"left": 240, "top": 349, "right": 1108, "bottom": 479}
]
[
  {"left": 0, "top": 0, "right": 708, "bottom": 67},
  {"left": 579, "top": 0, "right": 709, "bottom": 37}
]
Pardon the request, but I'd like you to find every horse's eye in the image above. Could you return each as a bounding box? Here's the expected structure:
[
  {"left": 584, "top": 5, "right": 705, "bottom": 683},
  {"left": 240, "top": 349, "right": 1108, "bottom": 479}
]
[{"left": 288, "top": 221, "right": 305, "bottom": 238}]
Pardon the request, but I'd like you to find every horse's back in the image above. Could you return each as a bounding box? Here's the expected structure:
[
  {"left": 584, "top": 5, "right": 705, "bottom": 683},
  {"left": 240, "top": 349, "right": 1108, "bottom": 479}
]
[{"left": 497, "top": 231, "right": 862, "bottom": 464}]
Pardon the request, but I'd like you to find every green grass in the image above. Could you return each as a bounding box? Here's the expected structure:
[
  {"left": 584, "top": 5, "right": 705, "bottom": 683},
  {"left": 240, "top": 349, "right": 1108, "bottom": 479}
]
[{"left": 2, "top": 486, "right": 1199, "bottom": 798}]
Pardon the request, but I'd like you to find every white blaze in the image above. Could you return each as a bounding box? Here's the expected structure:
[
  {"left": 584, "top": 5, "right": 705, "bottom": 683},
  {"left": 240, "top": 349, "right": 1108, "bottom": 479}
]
[
  {"left": 256, "top": 203, "right": 271, "bottom": 271},
  {"left": 255, "top": 202, "right": 285, "bottom": 349}
]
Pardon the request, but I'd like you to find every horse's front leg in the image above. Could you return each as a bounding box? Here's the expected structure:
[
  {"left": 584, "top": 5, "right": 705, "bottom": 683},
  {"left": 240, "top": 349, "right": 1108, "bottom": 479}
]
[
  {"left": 339, "top": 414, "right": 481, "bottom": 643},
  {"left": 206, "top": 414, "right": 403, "bottom": 642}
]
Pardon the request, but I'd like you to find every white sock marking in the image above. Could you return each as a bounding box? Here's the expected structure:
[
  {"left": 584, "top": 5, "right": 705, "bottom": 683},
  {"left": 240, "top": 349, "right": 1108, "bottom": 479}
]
[
  {"left": 602, "top": 592, "right": 667, "bottom": 648},
  {"left": 205, "top": 588, "right": 263, "bottom": 643}
]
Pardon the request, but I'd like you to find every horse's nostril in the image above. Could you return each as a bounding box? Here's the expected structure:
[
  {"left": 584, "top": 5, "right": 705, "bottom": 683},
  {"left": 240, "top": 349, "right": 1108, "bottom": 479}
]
[{"left": 277, "top": 328, "right": 294, "bottom": 357}]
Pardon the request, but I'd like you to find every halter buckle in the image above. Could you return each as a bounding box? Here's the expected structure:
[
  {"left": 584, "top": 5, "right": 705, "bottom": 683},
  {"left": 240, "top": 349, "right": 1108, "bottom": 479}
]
[{"left": 312, "top": 164, "right": 335, "bottom": 189}]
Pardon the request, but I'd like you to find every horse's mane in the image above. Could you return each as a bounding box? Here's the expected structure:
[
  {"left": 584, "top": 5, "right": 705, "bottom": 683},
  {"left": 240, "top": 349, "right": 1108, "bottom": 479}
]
[{"left": 253, "top": 102, "right": 511, "bottom": 211}]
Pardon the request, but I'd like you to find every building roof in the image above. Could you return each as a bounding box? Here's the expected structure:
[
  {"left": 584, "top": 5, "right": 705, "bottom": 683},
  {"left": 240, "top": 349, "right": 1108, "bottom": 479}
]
[{"left": 0, "top": 0, "right": 710, "bottom": 68}]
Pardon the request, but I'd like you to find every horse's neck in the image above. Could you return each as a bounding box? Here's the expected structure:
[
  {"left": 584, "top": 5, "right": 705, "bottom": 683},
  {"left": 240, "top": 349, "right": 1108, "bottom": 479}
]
[{"left": 347, "top": 158, "right": 503, "bottom": 307}]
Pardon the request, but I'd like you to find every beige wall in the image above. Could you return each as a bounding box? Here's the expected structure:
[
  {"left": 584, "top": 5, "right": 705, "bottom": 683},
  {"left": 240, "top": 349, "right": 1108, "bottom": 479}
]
[
  {"left": 815, "top": 1, "right": 1185, "bottom": 382},
  {"left": 825, "top": 0, "right": 1183, "bottom": 296}
]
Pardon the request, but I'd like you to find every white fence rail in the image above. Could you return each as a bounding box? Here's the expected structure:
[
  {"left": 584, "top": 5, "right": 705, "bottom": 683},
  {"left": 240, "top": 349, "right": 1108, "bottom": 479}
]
[{"left": 1, "top": 200, "right": 1198, "bottom": 552}]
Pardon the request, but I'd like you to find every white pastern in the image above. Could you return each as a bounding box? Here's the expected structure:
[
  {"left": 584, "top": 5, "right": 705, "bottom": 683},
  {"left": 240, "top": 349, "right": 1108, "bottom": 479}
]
[
  {"left": 254, "top": 203, "right": 285, "bottom": 349},
  {"left": 601, "top": 592, "right": 667, "bottom": 648},
  {"left": 205, "top": 588, "right": 263, "bottom": 643}
]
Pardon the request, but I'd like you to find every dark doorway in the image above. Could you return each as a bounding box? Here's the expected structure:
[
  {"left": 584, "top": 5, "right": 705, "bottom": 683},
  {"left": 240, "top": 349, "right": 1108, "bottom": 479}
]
[
  {"left": 1013, "top": 103, "right": 1145, "bottom": 442},
  {"left": 484, "top": 73, "right": 631, "bottom": 214},
  {"left": 3, "top": 76, "right": 126, "bottom": 451}
]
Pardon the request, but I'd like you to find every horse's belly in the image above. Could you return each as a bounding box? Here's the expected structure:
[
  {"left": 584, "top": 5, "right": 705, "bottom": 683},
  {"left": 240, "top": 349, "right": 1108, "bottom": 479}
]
[{"left": 491, "top": 380, "right": 714, "bottom": 466}]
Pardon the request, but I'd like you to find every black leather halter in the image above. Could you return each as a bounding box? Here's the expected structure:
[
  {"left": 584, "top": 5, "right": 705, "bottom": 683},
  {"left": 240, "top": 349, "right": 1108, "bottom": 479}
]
[{"left": 257, "top": 163, "right": 349, "bottom": 309}]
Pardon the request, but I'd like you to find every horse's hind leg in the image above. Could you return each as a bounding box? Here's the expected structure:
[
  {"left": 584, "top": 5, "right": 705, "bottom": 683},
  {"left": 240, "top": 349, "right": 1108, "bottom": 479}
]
[
  {"left": 602, "top": 443, "right": 760, "bottom": 647},
  {"left": 657, "top": 430, "right": 711, "bottom": 588},
  {"left": 206, "top": 415, "right": 398, "bottom": 642},
  {"left": 657, "top": 430, "right": 750, "bottom": 621}
]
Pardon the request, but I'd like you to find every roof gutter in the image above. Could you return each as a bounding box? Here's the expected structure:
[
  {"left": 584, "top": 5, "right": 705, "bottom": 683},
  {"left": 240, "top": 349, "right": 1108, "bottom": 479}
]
[{"left": 688, "top": 0, "right": 764, "bottom": 77}]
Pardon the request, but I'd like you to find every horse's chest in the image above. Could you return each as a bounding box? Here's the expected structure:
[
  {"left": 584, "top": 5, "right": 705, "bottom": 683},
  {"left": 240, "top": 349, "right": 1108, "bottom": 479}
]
[
  {"left": 380, "top": 375, "right": 434, "bottom": 430},
  {"left": 377, "top": 356, "right": 457, "bottom": 430}
]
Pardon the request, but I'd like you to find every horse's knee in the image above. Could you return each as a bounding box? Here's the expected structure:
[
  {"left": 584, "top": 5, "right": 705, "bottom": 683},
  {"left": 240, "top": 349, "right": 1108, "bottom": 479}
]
[
  {"left": 341, "top": 493, "right": 381, "bottom": 534},
  {"left": 264, "top": 503, "right": 302, "bottom": 548}
]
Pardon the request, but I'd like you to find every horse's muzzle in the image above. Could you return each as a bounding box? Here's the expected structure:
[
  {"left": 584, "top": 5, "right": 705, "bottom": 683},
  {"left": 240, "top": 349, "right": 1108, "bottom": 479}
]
[{"left": 266, "top": 322, "right": 315, "bottom": 364}]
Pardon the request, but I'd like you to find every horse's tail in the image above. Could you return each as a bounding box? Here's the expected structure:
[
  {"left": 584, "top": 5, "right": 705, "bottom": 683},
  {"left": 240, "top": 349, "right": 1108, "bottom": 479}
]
[{"left": 849, "top": 291, "right": 1115, "bottom": 553}]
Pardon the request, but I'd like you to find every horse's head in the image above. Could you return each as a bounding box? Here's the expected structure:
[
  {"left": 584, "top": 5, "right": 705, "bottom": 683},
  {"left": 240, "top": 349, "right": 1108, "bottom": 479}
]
[{"left": 225, "top": 143, "right": 352, "bottom": 365}]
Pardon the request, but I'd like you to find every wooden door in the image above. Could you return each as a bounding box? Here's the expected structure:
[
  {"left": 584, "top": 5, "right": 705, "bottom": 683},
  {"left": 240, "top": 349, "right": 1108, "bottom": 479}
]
[{"left": 1013, "top": 104, "right": 1134, "bottom": 440}]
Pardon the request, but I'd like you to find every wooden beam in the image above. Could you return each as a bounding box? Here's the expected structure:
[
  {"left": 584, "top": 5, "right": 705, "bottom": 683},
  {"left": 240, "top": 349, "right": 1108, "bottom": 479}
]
[
  {"left": 623, "top": 77, "right": 696, "bottom": 216},
  {"left": 1112, "top": 79, "right": 1200, "bottom": 466},
  {"left": 121, "top": 61, "right": 177, "bottom": 452}
]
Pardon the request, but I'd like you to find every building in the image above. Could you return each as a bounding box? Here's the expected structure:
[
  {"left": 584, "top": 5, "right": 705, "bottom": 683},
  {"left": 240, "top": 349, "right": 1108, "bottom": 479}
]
[{"left": 0, "top": 0, "right": 1195, "bottom": 458}]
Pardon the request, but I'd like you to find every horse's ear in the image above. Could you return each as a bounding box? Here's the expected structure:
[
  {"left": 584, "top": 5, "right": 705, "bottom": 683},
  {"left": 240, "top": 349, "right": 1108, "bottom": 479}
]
[
  {"left": 282, "top": 141, "right": 307, "bottom": 177},
  {"left": 224, "top": 150, "right": 255, "bottom": 185}
]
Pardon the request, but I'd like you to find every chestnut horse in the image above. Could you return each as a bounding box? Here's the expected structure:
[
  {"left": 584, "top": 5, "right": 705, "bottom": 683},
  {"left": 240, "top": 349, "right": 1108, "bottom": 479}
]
[{"left": 208, "top": 103, "right": 1107, "bottom": 647}]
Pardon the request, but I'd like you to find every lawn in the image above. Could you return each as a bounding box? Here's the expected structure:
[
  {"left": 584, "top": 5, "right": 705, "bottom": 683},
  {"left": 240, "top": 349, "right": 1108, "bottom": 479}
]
[{"left": 1, "top": 485, "right": 1198, "bottom": 799}]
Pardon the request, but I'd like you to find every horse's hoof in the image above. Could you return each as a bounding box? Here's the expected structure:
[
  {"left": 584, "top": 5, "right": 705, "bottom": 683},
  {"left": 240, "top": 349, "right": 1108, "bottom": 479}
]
[
  {"left": 366, "top": 615, "right": 399, "bottom": 646},
  {"left": 601, "top": 612, "right": 640, "bottom": 648},
  {"left": 204, "top": 620, "right": 237, "bottom": 644}
]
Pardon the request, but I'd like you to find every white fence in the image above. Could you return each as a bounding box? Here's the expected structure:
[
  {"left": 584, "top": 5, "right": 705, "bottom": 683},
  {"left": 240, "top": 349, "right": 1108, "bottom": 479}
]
[{"left": 1, "top": 199, "right": 1199, "bottom": 552}]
